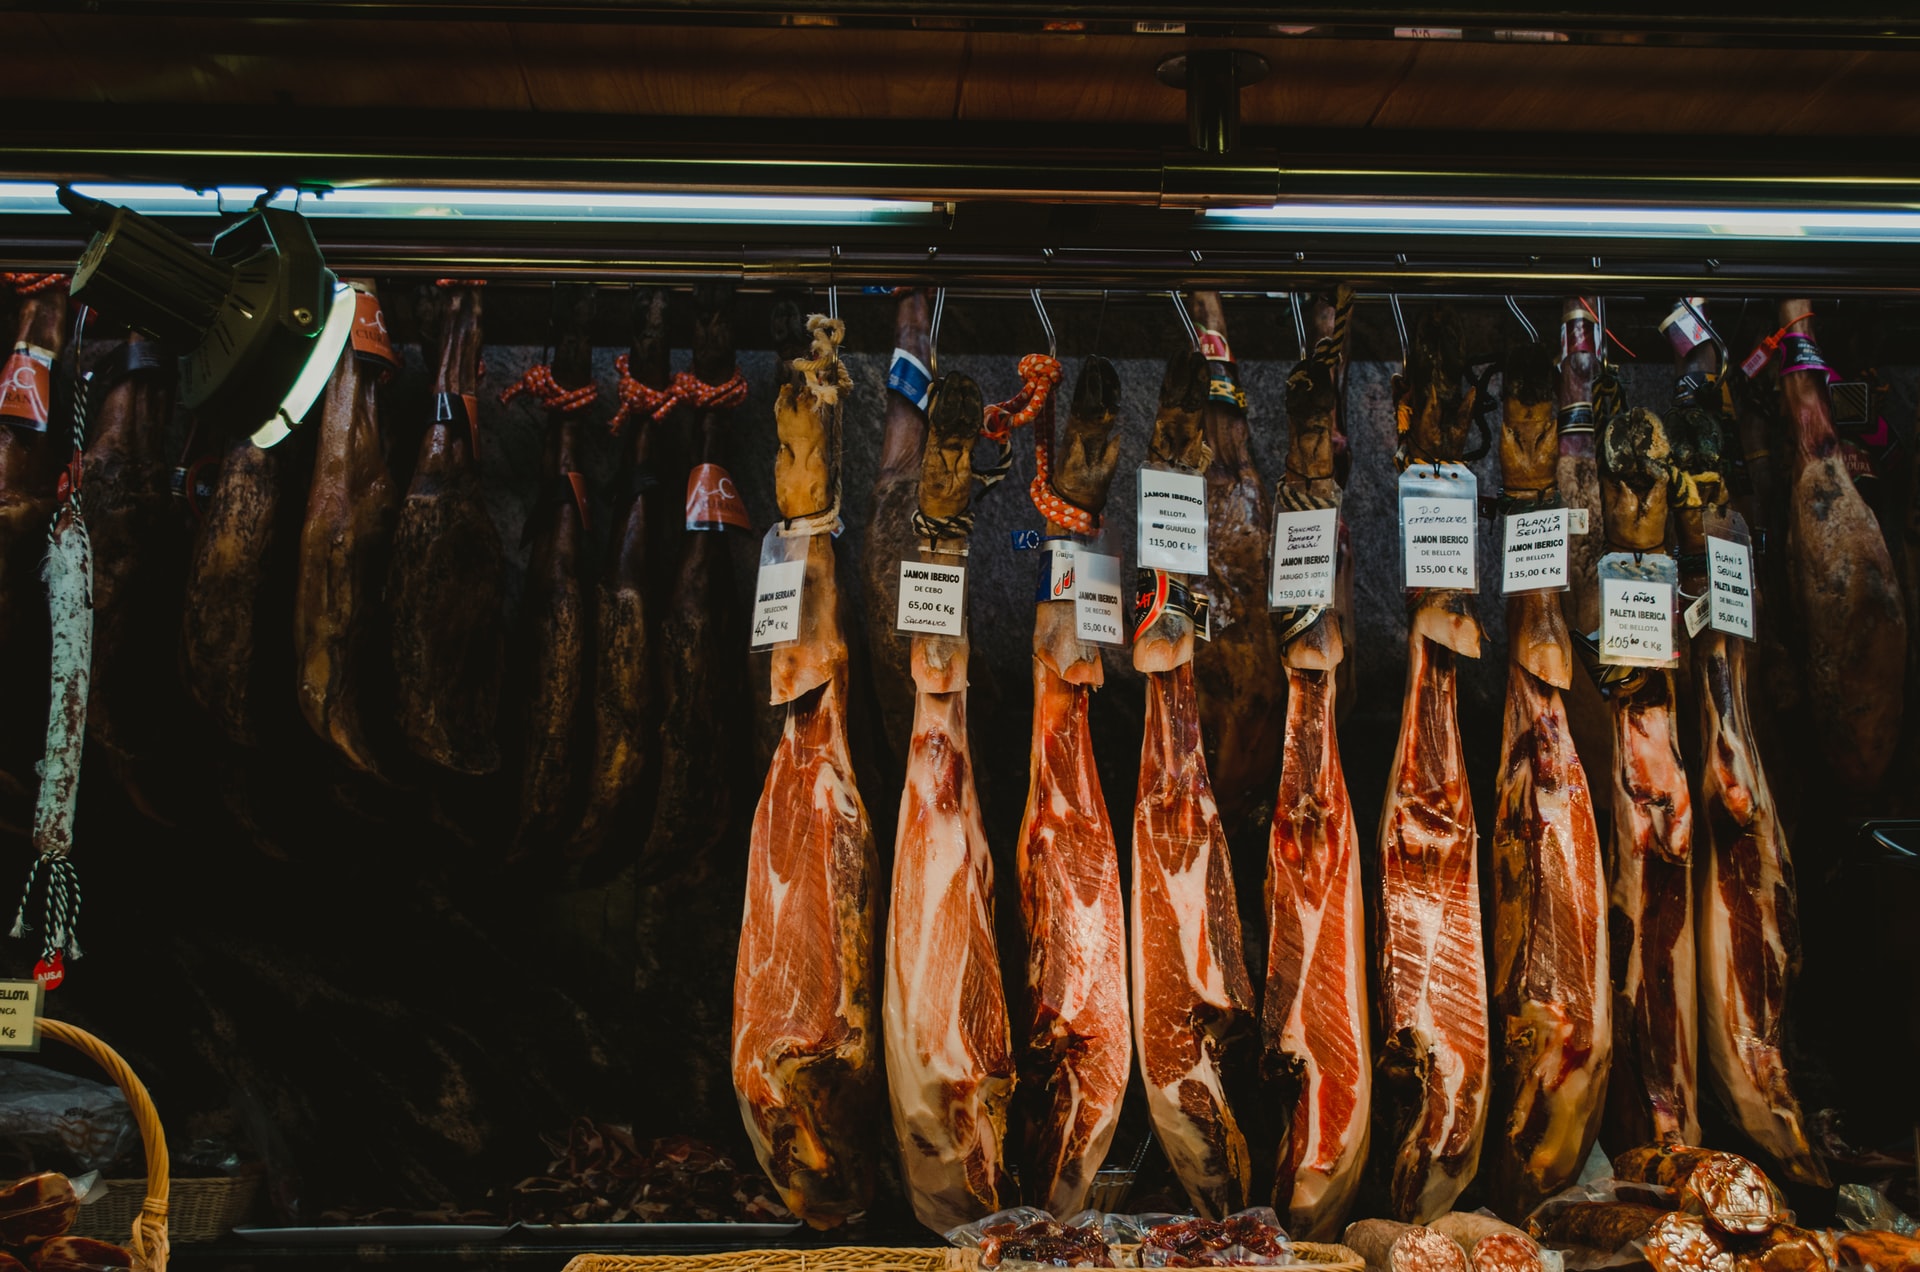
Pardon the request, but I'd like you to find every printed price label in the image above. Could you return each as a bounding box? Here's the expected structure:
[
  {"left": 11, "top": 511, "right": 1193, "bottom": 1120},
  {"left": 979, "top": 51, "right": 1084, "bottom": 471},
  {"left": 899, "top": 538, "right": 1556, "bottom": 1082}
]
[
  {"left": 1136, "top": 467, "right": 1209, "bottom": 574},
  {"left": 1502, "top": 507, "right": 1569, "bottom": 594},
  {"left": 1600, "top": 571, "right": 1675, "bottom": 666},
  {"left": 896, "top": 560, "right": 966, "bottom": 636},
  {"left": 0, "top": 980, "right": 40, "bottom": 1052},
  {"left": 1707, "top": 535, "right": 1756, "bottom": 640},
  {"left": 1685, "top": 592, "right": 1711, "bottom": 638},
  {"left": 1567, "top": 507, "right": 1590, "bottom": 536},
  {"left": 750, "top": 558, "right": 807, "bottom": 650},
  {"left": 1075, "top": 551, "right": 1126, "bottom": 646},
  {"left": 1269, "top": 507, "right": 1338, "bottom": 608}
]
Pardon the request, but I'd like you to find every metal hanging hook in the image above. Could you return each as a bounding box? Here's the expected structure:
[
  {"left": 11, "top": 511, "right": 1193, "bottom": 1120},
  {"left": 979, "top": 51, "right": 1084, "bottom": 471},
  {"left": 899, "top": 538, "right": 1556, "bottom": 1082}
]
[
  {"left": 929, "top": 286, "right": 947, "bottom": 377},
  {"left": 1595, "top": 294, "right": 1609, "bottom": 362},
  {"left": 1170, "top": 289, "right": 1202, "bottom": 352},
  {"left": 1505, "top": 295, "right": 1539, "bottom": 345},
  {"left": 1389, "top": 294, "right": 1409, "bottom": 368},
  {"left": 1289, "top": 292, "right": 1308, "bottom": 361},
  {"left": 1030, "top": 288, "right": 1057, "bottom": 358},
  {"left": 827, "top": 284, "right": 839, "bottom": 323}
]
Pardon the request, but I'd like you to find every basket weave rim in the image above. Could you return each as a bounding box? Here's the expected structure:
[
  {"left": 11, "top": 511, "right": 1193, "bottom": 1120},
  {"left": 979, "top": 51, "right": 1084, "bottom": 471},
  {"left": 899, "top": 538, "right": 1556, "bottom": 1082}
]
[{"left": 555, "top": 1240, "right": 1364, "bottom": 1272}]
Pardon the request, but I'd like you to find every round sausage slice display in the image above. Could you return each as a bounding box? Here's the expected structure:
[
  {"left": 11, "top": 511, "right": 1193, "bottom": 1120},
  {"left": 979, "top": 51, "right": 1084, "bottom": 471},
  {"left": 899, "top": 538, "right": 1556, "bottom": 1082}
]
[{"left": 1644, "top": 1212, "right": 1736, "bottom": 1272}]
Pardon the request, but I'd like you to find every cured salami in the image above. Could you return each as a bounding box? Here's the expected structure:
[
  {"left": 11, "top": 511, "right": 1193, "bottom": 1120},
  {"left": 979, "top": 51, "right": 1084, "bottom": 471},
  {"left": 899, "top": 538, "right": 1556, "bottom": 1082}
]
[{"left": 1345, "top": 1220, "right": 1472, "bottom": 1272}]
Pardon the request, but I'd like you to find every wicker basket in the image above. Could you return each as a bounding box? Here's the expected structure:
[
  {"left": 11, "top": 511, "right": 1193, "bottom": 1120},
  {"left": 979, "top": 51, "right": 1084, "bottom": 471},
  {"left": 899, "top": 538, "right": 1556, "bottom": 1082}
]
[
  {"left": 18, "top": 1018, "right": 171, "bottom": 1271},
  {"left": 560, "top": 1243, "right": 1365, "bottom": 1272},
  {"left": 72, "top": 1172, "right": 256, "bottom": 1245}
]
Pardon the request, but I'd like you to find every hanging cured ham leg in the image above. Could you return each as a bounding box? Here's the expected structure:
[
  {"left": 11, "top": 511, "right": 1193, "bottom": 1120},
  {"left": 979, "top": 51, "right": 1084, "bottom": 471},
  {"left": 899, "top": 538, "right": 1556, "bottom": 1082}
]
[
  {"left": 734, "top": 316, "right": 879, "bottom": 1229},
  {"left": 1133, "top": 349, "right": 1256, "bottom": 1219},
  {"left": 571, "top": 287, "right": 671, "bottom": 866},
  {"left": 884, "top": 371, "right": 1016, "bottom": 1231},
  {"left": 502, "top": 283, "right": 597, "bottom": 857},
  {"left": 295, "top": 282, "right": 400, "bottom": 778},
  {"left": 862, "top": 289, "right": 935, "bottom": 778},
  {"left": 638, "top": 283, "right": 750, "bottom": 883},
  {"left": 1554, "top": 299, "right": 1615, "bottom": 809},
  {"left": 0, "top": 278, "right": 70, "bottom": 830},
  {"left": 1375, "top": 306, "right": 1489, "bottom": 1224},
  {"left": 1485, "top": 340, "right": 1610, "bottom": 1223},
  {"left": 1185, "top": 292, "right": 1283, "bottom": 832},
  {"left": 1015, "top": 355, "right": 1129, "bottom": 1218},
  {"left": 389, "top": 282, "right": 505, "bottom": 774},
  {"left": 1666, "top": 322, "right": 1828, "bottom": 1188},
  {"left": 1776, "top": 300, "right": 1906, "bottom": 792},
  {"left": 1264, "top": 284, "right": 1370, "bottom": 1240},
  {"left": 1599, "top": 404, "right": 1699, "bottom": 1153}
]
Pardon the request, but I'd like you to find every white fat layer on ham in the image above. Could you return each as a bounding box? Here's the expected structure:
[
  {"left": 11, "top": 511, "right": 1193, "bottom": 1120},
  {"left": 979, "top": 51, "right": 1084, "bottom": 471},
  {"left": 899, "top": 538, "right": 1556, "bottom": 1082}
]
[{"left": 884, "top": 651, "right": 1014, "bottom": 1232}]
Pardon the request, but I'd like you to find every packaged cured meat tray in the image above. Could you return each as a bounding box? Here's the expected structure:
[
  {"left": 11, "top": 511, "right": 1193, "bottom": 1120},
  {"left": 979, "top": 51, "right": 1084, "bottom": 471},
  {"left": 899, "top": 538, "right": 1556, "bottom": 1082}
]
[{"left": 559, "top": 1246, "right": 1366, "bottom": 1272}]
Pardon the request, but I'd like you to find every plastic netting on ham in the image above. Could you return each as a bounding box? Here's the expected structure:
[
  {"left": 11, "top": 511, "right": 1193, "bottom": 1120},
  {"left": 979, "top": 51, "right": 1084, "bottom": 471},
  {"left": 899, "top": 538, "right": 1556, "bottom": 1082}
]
[
  {"left": 948, "top": 1209, "right": 1136, "bottom": 1268},
  {"left": 1134, "top": 1208, "right": 1293, "bottom": 1267}
]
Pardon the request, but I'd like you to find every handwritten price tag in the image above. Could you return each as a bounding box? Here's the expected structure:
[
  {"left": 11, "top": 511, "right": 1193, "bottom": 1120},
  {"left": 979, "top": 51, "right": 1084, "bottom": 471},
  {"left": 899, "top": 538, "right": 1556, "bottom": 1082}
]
[
  {"left": 749, "top": 558, "right": 806, "bottom": 649},
  {"left": 1402, "top": 497, "right": 1476, "bottom": 589},
  {"left": 1269, "top": 507, "right": 1338, "bottom": 607},
  {"left": 0, "top": 980, "right": 40, "bottom": 1052},
  {"left": 896, "top": 560, "right": 966, "bottom": 636},
  {"left": 1502, "top": 508, "right": 1569, "bottom": 594},
  {"left": 1600, "top": 574, "right": 1675, "bottom": 665},
  {"left": 1707, "top": 535, "right": 1756, "bottom": 640}
]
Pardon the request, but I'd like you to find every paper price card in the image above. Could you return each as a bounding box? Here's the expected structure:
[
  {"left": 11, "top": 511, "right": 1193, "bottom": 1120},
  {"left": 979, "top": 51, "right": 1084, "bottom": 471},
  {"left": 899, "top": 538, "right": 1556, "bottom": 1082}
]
[
  {"left": 0, "top": 980, "right": 40, "bottom": 1052},
  {"left": 1598, "top": 552, "right": 1678, "bottom": 667},
  {"left": 749, "top": 526, "right": 808, "bottom": 650},
  {"left": 896, "top": 559, "right": 966, "bottom": 636},
  {"left": 1707, "top": 534, "right": 1756, "bottom": 640},
  {"left": 1136, "top": 466, "right": 1208, "bottom": 574},
  {"left": 1399, "top": 463, "right": 1478, "bottom": 592},
  {"left": 1074, "top": 551, "right": 1126, "bottom": 646},
  {"left": 1502, "top": 507, "right": 1569, "bottom": 594},
  {"left": 1269, "top": 507, "right": 1339, "bottom": 609}
]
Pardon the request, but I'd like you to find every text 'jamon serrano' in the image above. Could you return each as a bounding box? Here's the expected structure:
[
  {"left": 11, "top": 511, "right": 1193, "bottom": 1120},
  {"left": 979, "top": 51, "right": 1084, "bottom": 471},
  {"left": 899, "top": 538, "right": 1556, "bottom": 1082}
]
[
  {"left": 884, "top": 369, "right": 1015, "bottom": 1231},
  {"left": 1599, "top": 402, "right": 1699, "bottom": 1152},
  {"left": 1666, "top": 310, "right": 1827, "bottom": 1187},
  {"left": 1132, "top": 347, "right": 1256, "bottom": 1218},
  {"left": 1015, "top": 353, "right": 1129, "bottom": 1218},
  {"left": 1264, "top": 284, "right": 1370, "bottom": 1240},
  {"left": 1375, "top": 305, "right": 1489, "bottom": 1224},
  {"left": 1486, "top": 338, "right": 1610, "bottom": 1222},
  {"left": 734, "top": 316, "right": 879, "bottom": 1229}
]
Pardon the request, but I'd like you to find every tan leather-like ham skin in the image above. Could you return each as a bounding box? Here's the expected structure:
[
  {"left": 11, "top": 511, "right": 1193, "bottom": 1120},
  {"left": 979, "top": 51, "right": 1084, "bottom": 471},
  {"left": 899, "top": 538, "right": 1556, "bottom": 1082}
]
[
  {"left": 572, "top": 287, "right": 669, "bottom": 864},
  {"left": 83, "top": 331, "right": 186, "bottom": 820},
  {"left": 1777, "top": 300, "right": 1906, "bottom": 792},
  {"left": 182, "top": 427, "right": 295, "bottom": 749},
  {"left": 508, "top": 284, "right": 595, "bottom": 858},
  {"left": 295, "top": 284, "right": 398, "bottom": 777},
  {"left": 389, "top": 283, "right": 505, "bottom": 774},
  {"left": 735, "top": 320, "right": 878, "bottom": 1229}
]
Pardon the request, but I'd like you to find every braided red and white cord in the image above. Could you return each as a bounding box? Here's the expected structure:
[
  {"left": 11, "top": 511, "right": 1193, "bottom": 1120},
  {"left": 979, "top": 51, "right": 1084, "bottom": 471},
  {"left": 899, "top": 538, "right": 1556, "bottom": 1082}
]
[{"left": 500, "top": 363, "right": 599, "bottom": 414}]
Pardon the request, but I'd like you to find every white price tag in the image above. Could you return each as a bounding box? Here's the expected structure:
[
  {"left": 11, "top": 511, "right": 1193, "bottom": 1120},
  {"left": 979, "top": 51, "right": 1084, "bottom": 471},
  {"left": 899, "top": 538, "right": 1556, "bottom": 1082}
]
[
  {"left": 1269, "top": 507, "right": 1339, "bottom": 608},
  {"left": 1685, "top": 592, "right": 1711, "bottom": 638},
  {"left": 0, "top": 980, "right": 39, "bottom": 1052},
  {"left": 1137, "top": 467, "right": 1209, "bottom": 574},
  {"left": 896, "top": 560, "right": 966, "bottom": 636},
  {"left": 749, "top": 558, "right": 807, "bottom": 650},
  {"left": 1399, "top": 462, "right": 1478, "bottom": 592},
  {"left": 1502, "top": 507, "right": 1569, "bottom": 594},
  {"left": 1599, "top": 571, "right": 1675, "bottom": 666},
  {"left": 1568, "top": 507, "right": 1590, "bottom": 535},
  {"left": 1074, "top": 551, "right": 1126, "bottom": 646},
  {"left": 1707, "top": 535, "right": 1756, "bottom": 640}
]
